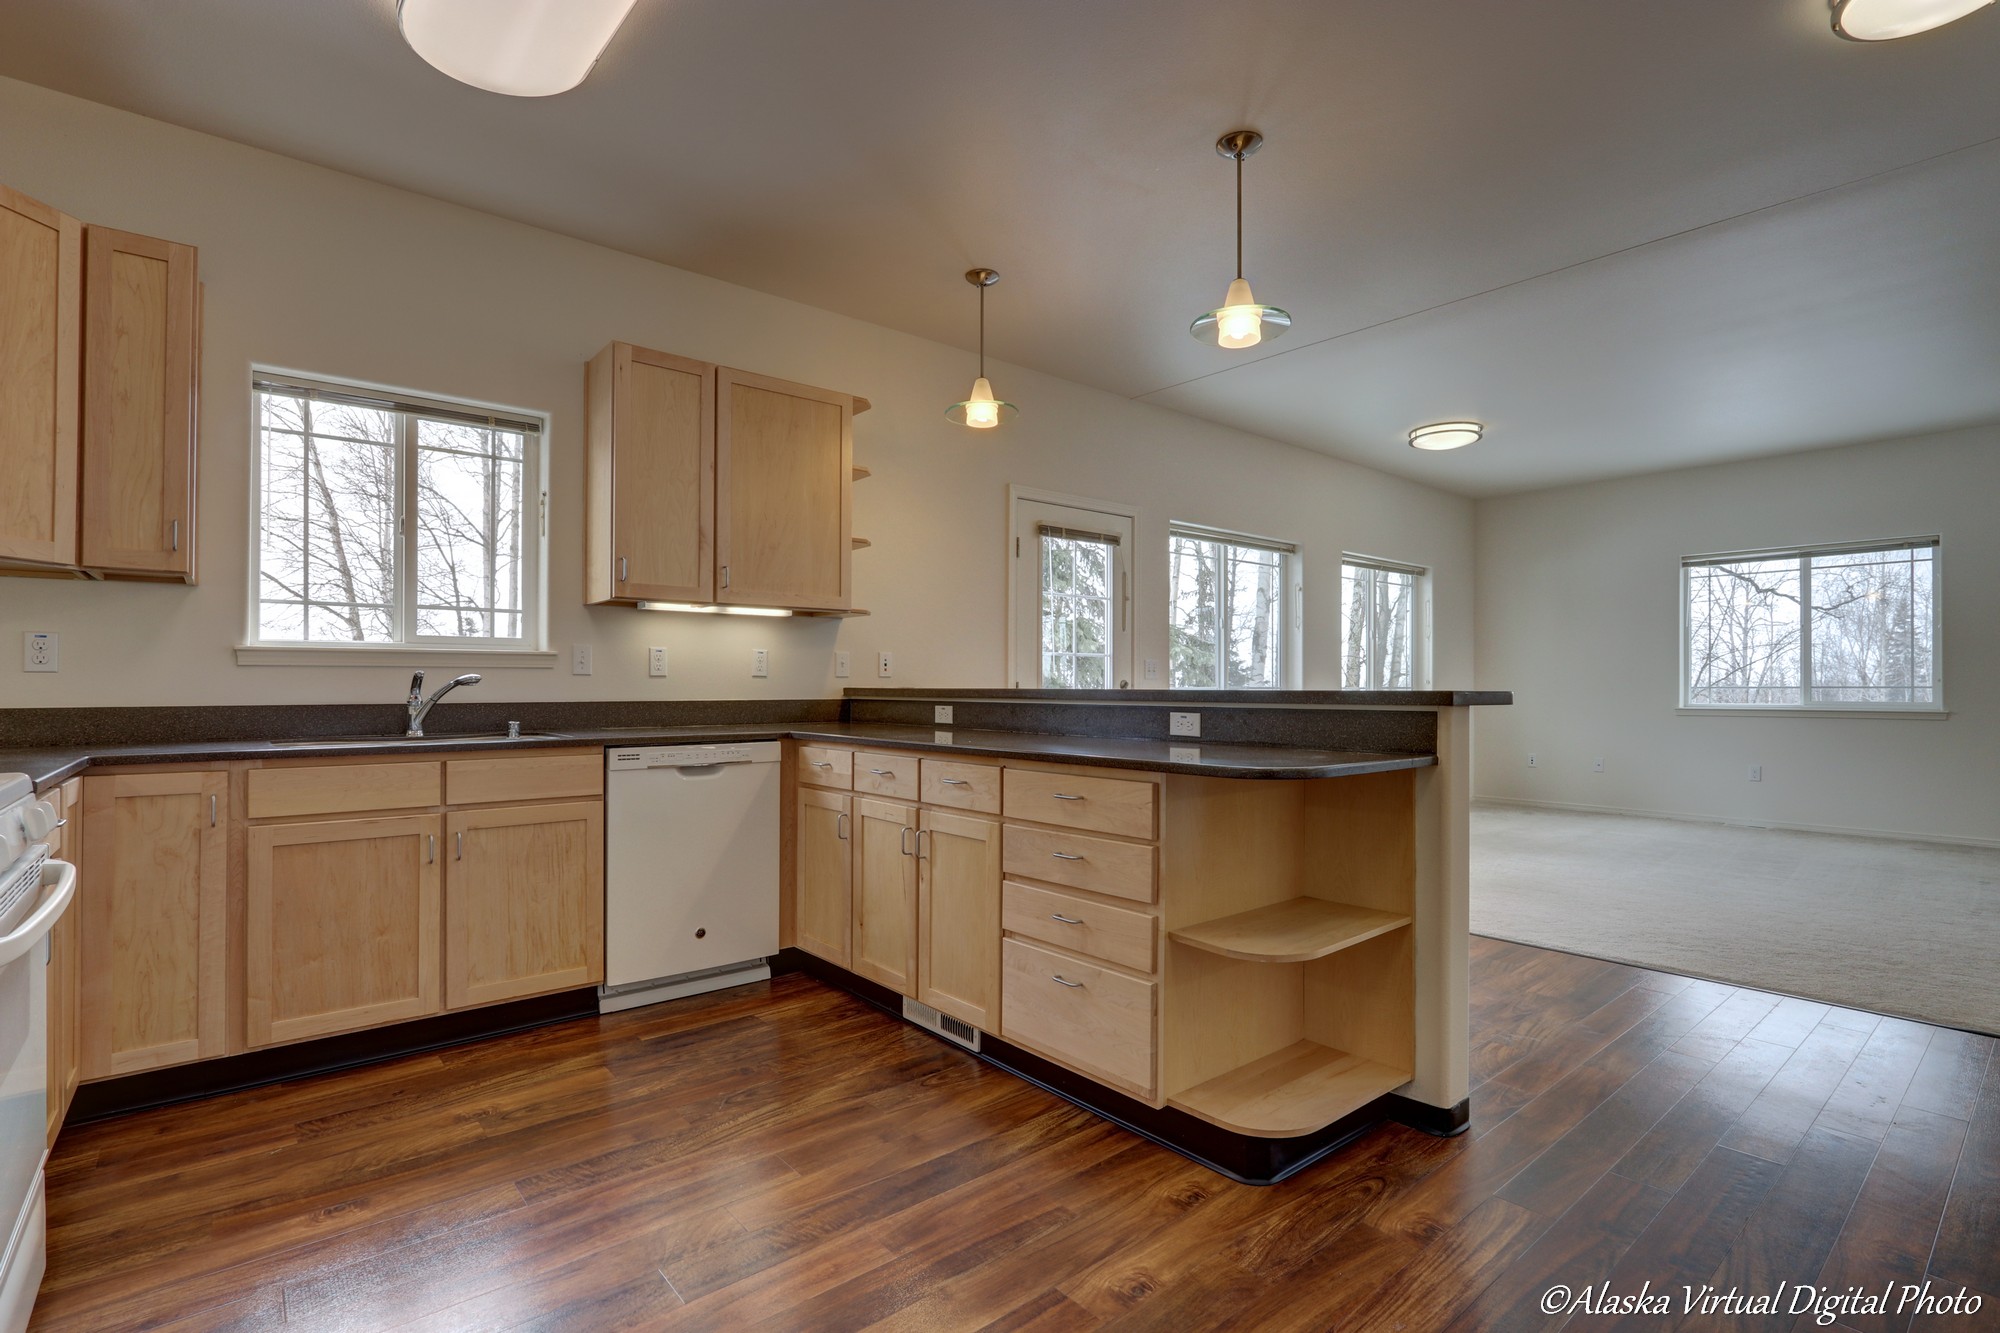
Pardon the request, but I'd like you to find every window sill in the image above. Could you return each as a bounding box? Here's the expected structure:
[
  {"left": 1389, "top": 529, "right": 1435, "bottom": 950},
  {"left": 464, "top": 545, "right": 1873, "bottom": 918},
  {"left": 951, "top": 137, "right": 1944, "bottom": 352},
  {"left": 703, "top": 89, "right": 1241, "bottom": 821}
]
[
  {"left": 236, "top": 644, "right": 558, "bottom": 668},
  {"left": 1675, "top": 707, "right": 1948, "bottom": 720}
]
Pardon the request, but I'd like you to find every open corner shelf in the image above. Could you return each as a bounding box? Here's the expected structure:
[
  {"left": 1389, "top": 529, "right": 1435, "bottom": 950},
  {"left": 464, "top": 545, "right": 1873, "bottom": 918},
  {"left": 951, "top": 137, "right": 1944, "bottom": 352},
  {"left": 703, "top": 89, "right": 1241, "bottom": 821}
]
[
  {"left": 851, "top": 466, "right": 872, "bottom": 481},
  {"left": 1168, "top": 1040, "right": 1411, "bottom": 1138},
  {"left": 1168, "top": 897, "right": 1410, "bottom": 964},
  {"left": 851, "top": 537, "right": 871, "bottom": 549}
]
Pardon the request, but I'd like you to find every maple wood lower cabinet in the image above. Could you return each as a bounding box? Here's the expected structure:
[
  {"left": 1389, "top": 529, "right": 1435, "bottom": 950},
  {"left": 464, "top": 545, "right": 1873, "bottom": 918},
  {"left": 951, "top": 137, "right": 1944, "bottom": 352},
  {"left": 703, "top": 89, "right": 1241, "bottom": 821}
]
[
  {"left": 77, "top": 771, "right": 228, "bottom": 1078},
  {"left": 851, "top": 798, "right": 917, "bottom": 996},
  {"left": 245, "top": 815, "right": 443, "bottom": 1046},
  {"left": 794, "top": 788, "right": 853, "bottom": 967},
  {"left": 916, "top": 809, "right": 1001, "bottom": 1030},
  {"left": 445, "top": 801, "right": 604, "bottom": 1009}
]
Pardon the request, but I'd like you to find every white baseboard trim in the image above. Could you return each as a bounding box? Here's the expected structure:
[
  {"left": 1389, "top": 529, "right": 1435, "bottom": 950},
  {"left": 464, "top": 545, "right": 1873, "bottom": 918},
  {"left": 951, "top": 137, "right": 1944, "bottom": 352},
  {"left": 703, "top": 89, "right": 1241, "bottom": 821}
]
[{"left": 1472, "top": 796, "right": 2000, "bottom": 851}]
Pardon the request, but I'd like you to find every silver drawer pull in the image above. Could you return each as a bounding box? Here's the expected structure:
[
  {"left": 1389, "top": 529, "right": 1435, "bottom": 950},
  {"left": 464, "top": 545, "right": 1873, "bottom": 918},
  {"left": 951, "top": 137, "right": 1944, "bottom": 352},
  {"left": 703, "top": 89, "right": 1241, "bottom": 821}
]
[
  {"left": 811, "top": 761, "right": 833, "bottom": 768},
  {"left": 869, "top": 768, "right": 895, "bottom": 777},
  {"left": 1052, "top": 793, "right": 1085, "bottom": 801},
  {"left": 1050, "top": 974, "right": 1084, "bottom": 988},
  {"left": 940, "top": 777, "right": 970, "bottom": 786},
  {"left": 1049, "top": 913, "right": 1083, "bottom": 925},
  {"left": 1050, "top": 851, "right": 1085, "bottom": 861}
]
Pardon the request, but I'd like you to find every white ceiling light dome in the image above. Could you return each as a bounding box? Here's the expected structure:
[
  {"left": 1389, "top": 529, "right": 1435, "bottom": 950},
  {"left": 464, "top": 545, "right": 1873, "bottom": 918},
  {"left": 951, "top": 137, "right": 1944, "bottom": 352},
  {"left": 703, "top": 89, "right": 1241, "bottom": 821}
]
[
  {"left": 398, "top": 0, "right": 640, "bottom": 96},
  {"left": 1408, "top": 422, "right": 1483, "bottom": 451},
  {"left": 1831, "top": 0, "right": 1995, "bottom": 41}
]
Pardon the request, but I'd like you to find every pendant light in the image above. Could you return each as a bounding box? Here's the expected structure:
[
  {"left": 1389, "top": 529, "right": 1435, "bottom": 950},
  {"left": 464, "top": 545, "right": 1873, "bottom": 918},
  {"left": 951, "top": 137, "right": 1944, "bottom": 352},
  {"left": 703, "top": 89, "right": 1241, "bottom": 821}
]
[
  {"left": 947, "top": 268, "right": 1016, "bottom": 429},
  {"left": 398, "top": 0, "right": 639, "bottom": 96},
  {"left": 1190, "top": 130, "right": 1292, "bottom": 350},
  {"left": 1832, "top": 0, "right": 1994, "bottom": 40}
]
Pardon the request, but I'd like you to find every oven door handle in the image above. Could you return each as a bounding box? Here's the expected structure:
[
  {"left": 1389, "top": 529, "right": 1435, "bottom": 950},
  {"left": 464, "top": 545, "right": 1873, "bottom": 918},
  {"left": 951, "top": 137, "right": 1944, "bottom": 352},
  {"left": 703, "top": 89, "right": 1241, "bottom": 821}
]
[{"left": 0, "top": 859, "right": 76, "bottom": 967}]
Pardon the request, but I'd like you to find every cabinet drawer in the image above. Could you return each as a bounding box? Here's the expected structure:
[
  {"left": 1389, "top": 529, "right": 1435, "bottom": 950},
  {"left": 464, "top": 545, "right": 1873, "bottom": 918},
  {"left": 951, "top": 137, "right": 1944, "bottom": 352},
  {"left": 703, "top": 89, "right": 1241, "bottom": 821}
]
[
  {"left": 921, "top": 759, "right": 1000, "bottom": 814},
  {"left": 852, "top": 750, "right": 919, "bottom": 801},
  {"left": 1003, "top": 825, "right": 1156, "bottom": 904},
  {"left": 1003, "top": 882, "right": 1155, "bottom": 974},
  {"left": 446, "top": 753, "right": 602, "bottom": 806},
  {"left": 798, "top": 746, "right": 852, "bottom": 789},
  {"left": 1003, "top": 769, "right": 1155, "bottom": 839},
  {"left": 248, "top": 762, "right": 441, "bottom": 818},
  {"left": 1002, "top": 938, "right": 1155, "bottom": 1097}
]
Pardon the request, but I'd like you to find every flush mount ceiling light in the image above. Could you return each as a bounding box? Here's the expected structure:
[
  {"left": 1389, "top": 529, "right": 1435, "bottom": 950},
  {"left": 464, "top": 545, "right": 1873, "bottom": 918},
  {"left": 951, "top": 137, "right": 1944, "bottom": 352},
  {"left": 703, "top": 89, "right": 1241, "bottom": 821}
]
[
  {"left": 947, "top": 268, "right": 1016, "bottom": 430},
  {"left": 1190, "top": 130, "right": 1292, "bottom": 351},
  {"left": 398, "top": 0, "right": 639, "bottom": 96},
  {"left": 1832, "top": 0, "right": 1994, "bottom": 39},
  {"left": 1409, "top": 421, "right": 1483, "bottom": 451}
]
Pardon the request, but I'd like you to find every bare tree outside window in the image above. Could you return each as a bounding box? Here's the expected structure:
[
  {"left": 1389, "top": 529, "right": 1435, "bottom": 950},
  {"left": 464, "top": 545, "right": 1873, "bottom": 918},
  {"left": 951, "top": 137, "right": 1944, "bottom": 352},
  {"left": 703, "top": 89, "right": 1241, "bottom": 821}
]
[
  {"left": 1040, "top": 532, "right": 1114, "bottom": 688},
  {"left": 1684, "top": 542, "right": 1936, "bottom": 707},
  {"left": 1341, "top": 559, "right": 1423, "bottom": 689},
  {"left": 1169, "top": 529, "right": 1289, "bottom": 688}
]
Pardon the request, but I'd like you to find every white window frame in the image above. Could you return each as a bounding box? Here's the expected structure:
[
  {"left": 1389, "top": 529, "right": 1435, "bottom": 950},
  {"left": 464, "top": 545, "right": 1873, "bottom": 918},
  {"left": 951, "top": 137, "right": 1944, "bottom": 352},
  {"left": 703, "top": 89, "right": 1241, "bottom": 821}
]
[
  {"left": 1006, "top": 486, "right": 1137, "bottom": 690},
  {"left": 1166, "top": 521, "right": 1302, "bottom": 690},
  {"left": 1339, "top": 553, "right": 1432, "bottom": 691},
  {"left": 1678, "top": 537, "right": 1943, "bottom": 715},
  {"left": 237, "top": 368, "right": 554, "bottom": 667}
]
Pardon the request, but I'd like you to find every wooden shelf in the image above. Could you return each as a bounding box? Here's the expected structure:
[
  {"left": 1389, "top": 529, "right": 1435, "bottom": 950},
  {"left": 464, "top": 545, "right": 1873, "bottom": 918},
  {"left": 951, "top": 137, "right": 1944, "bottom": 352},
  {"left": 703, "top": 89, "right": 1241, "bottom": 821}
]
[
  {"left": 1168, "top": 1040, "right": 1410, "bottom": 1137},
  {"left": 851, "top": 466, "right": 871, "bottom": 481},
  {"left": 851, "top": 538, "right": 871, "bottom": 549},
  {"left": 852, "top": 395, "right": 872, "bottom": 415},
  {"left": 1169, "top": 898, "right": 1410, "bottom": 964}
]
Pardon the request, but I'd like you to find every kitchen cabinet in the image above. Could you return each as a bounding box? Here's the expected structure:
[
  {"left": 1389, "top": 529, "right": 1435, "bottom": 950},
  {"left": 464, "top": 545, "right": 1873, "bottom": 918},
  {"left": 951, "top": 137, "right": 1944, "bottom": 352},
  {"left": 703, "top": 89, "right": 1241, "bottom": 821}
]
[
  {"left": 45, "top": 778, "right": 80, "bottom": 1145},
  {"left": 716, "top": 368, "right": 852, "bottom": 611},
  {"left": 77, "top": 771, "right": 227, "bottom": 1078},
  {"left": 794, "top": 788, "right": 852, "bottom": 967},
  {"left": 851, "top": 797, "right": 917, "bottom": 996},
  {"left": 585, "top": 342, "right": 714, "bottom": 605},
  {"left": 445, "top": 801, "right": 604, "bottom": 1009},
  {"left": 916, "top": 809, "right": 1001, "bottom": 1031},
  {"left": 0, "top": 182, "right": 81, "bottom": 572},
  {"left": 80, "top": 225, "right": 200, "bottom": 580},
  {"left": 246, "top": 815, "right": 442, "bottom": 1046}
]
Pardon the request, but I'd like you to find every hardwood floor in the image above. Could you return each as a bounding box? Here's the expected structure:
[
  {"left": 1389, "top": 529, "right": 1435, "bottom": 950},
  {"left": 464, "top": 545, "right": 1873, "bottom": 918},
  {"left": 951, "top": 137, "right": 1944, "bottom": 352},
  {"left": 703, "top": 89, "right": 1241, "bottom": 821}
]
[{"left": 32, "top": 939, "right": 2000, "bottom": 1331}]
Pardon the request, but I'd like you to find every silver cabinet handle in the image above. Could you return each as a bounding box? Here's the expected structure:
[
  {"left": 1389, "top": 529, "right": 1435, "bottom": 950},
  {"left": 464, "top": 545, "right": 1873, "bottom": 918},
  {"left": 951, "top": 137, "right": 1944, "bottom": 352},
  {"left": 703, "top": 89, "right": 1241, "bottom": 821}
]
[
  {"left": 455, "top": 831, "right": 464, "bottom": 860},
  {"left": 940, "top": 777, "right": 969, "bottom": 786},
  {"left": 1050, "top": 913, "right": 1083, "bottom": 925},
  {"left": 1052, "top": 793, "right": 1084, "bottom": 801},
  {"left": 1050, "top": 974, "right": 1083, "bottom": 988},
  {"left": 836, "top": 812, "right": 849, "bottom": 840},
  {"left": 900, "top": 825, "right": 914, "bottom": 856},
  {"left": 811, "top": 761, "right": 833, "bottom": 769},
  {"left": 1050, "top": 851, "right": 1085, "bottom": 861},
  {"left": 51, "top": 817, "right": 67, "bottom": 830},
  {"left": 618, "top": 555, "right": 628, "bottom": 582},
  {"left": 870, "top": 768, "right": 895, "bottom": 777},
  {"left": 917, "top": 829, "right": 930, "bottom": 859},
  {"left": 170, "top": 518, "right": 180, "bottom": 552},
  {"left": 428, "top": 834, "right": 436, "bottom": 863},
  {"left": 209, "top": 793, "right": 217, "bottom": 826}
]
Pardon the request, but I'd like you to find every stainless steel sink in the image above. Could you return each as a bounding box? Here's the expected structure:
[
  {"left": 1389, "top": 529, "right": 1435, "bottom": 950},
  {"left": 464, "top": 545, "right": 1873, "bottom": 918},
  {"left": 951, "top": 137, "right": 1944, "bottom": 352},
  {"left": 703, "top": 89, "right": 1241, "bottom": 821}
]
[{"left": 266, "top": 731, "right": 566, "bottom": 748}]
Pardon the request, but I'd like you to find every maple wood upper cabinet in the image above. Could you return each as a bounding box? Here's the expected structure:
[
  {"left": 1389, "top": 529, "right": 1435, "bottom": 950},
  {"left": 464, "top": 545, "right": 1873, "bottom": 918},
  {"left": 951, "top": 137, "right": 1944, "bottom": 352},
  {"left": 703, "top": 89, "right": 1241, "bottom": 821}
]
[
  {"left": 80, "top": 224, "right": 200, "bottom": 581},
  {"left": 0, "top": 182, "right": 81, "bottom": 571},
  {"left": 715, "top": 368, "right": 852, "bottom": 612},
  {"left": 585, "top": 342, "right": 715, "bottom": 604}
]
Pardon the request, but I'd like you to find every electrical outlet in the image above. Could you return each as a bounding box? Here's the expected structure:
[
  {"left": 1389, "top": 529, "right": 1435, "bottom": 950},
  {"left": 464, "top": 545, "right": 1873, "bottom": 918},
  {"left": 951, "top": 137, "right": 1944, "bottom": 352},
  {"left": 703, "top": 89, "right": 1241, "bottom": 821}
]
[
  {"left": 1748, "top": 765, "right": 1762, "bottom": 782},
  {"left": 1170, "top": 711, "right": 1201, "bottom": 738},
  {"left": 571, "top": 643, "right": 592, "bottom": 675},
  {"left": 648, "top": 647, "right": 668, "bottom": 678},
  {"left": 877, "top": 651, "right": 893, "bottom": 678},
  {"left": 1143, "top": 658, "right": 1161, "bottom": 682},
  {"left": 834, "top": 650, "right": 850, "bottom": 679},
  {"left": 23, "top": 632, "right": 57, "bottom": 672},
  {"left": 934, "top": 705, "right": 954, "bottom": 724},
  {"left": 1592, "top": 758, "right": 1605, "bottom": 773},
  {"left": 751, "top": 648, "right": 769, "bottom": 678},
  {"left": 1526, "top": 753, "right": 1538, "bottom": 768}
]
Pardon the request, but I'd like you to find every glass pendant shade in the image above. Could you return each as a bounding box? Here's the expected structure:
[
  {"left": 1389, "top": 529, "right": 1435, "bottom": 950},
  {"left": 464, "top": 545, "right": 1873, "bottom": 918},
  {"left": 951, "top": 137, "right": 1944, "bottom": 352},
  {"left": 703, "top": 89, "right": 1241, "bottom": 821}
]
[
  {"left": 947, "top": 376, "right": 1016, "bottom": 429},
  {"left": 398, "top": 0, "right": 639, "bottom": 96},
  {"left": 1832, "top": 0, "right": 1994, "bottom": 39},
  {"left": 1191, "top": 277, "right": 1292, "bottom": 349}
]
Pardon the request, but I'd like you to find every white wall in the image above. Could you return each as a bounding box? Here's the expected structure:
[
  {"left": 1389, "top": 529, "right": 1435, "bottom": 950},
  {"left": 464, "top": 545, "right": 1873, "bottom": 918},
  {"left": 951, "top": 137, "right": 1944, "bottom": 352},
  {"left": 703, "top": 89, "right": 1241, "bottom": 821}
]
[
  {"left": 1474, "top": 426, "right": 2000, "bottom": 846},
  {"left": 0, "top": 77, "right": 1473, "bottom": 709}
]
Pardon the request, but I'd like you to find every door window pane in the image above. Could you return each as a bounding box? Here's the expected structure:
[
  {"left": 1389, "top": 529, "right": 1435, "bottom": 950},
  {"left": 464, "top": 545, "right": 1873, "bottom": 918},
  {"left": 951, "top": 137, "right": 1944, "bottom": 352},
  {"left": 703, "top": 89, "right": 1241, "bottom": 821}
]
[{"left": 1040, "top": 532, "right": 1114, "bottom": 689}]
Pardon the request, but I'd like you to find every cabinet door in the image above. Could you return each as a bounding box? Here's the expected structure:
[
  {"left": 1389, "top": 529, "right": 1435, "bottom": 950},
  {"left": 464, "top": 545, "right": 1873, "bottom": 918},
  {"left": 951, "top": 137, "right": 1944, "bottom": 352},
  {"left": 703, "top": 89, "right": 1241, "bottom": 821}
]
[
  {"left": 918, "top": 810, "right": 1001, "bottom": 1031},
  {"left": 78, "top": 772, "right": 227, "bottom": 1077},
  {"left": 795, "top": 788, "right": 852, "bottom": 967},
  {"left": 46, "top": 779, "right": 80, "bottom": 1143},
  {"left": 80, "top": 225, "right": 199, "bottom": 579},
  {"left": 715, "top": 367, "right": 851, "bottom": 610},
  {"left": 585, "top": 342, "right": 714, "bottom": 604},
  {"left": 246, "top": 814, "right": 441, "bottom": 1046},
  {"left": 852, "top": 798, "right": 917, "bottom": 997},
  {"left": 0, "top": 183, "right": 81, "bottom": 569},
  {"left": 445, "top": 801, "right": 605, "bottom": 1009}
]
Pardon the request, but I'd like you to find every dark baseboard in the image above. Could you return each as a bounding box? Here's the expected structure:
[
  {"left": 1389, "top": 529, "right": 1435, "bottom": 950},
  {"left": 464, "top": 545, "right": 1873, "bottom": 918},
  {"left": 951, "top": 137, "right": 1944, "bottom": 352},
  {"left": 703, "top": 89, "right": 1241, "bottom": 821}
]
[
  {"left": 774, "top": 948, "right": 1460, "bottom": 1185},
  {"left": 67, "top": 988, "right": 600, "bottom": 1126}
]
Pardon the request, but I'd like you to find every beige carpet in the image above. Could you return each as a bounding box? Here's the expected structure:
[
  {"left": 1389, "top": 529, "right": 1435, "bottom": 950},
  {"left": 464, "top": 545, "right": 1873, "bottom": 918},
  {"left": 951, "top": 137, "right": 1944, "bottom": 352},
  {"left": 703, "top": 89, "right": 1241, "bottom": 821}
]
[{"left": 1471, "top": 804, "right": 2000, "bottom": 1036}]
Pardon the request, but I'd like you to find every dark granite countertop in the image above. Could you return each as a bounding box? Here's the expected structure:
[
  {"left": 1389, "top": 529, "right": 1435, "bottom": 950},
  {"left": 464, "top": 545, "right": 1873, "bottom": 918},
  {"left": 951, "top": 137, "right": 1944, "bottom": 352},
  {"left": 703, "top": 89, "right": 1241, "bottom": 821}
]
[
  {"left": 845, "top": 687, "right": 1512, "bottom": 707},
  {"left": 1, "top": 721, "right": 1434, "bottom": 793}
]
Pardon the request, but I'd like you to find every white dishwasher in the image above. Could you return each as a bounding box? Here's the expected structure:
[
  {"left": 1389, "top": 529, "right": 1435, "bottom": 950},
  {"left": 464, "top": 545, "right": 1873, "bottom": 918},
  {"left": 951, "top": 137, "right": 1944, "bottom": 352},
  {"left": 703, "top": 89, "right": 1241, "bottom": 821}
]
[{"left": 602, "top": 742, "right": 781, "bottom": 1013}]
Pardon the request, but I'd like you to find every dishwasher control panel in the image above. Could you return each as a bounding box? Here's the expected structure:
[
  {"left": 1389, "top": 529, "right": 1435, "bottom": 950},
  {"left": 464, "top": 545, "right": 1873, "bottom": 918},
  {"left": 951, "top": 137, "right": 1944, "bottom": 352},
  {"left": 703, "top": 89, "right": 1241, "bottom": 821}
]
[{"left": 606, "top": 742, "right": 779, "bottom": 770}]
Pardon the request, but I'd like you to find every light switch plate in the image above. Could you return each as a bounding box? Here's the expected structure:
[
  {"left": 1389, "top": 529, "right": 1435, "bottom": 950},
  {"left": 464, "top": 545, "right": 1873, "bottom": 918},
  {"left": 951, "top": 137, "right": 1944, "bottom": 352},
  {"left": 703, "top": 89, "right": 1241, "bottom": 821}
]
[
  {"left": 1748, "top": 765, "right": 1762, "bottom": 782},
  {"left": 934, "top": 705, "right": 954, "bottom": 724},
  {"left": 648, "top": 647, "right": 668, "bottom": 678},
  {"left": 1143, "top": 658, "right": 1161, "bottom": 682},
  {"left": 1170, "top": 711, "right": 1200, "bottom": 738},
  {"left": 752, "top": 648, "right": 769, "bottom": 678},
  {"left": 23, "top": 632, "right": 57, "bottom": 672},
  {"left": 834, "top": 650, "right": 850, "bottom": 679},
  {"left": 571, "top": 643, "right": 593, "bottom": 675},
  {"left": 877, "top": 651, "right": 893, "bottom": 678}
]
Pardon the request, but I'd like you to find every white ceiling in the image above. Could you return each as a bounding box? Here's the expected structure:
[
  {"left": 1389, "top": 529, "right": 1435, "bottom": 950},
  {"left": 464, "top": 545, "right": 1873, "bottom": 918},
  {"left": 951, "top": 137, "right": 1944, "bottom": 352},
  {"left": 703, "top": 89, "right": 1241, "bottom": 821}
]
[{"left": 4, "top": 0, "right": 1997, "bottom": 495}]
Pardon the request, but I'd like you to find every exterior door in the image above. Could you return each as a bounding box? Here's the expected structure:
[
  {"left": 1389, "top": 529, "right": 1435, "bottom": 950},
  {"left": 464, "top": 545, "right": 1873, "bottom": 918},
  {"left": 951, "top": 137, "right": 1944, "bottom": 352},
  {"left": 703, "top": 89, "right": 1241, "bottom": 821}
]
[
  {"left": 0, "top": 182, "right": 81, "bottom": 569},
  {"left": 715, "top": 367, "right": 851, "bottom": 610},
  {"left": 1009, "top": 493, "right": 1135, "bottom": 689},
  {"left": 851, "top": 798, "right": 917, "bottom": 996},
  {"left": 445, "top": 801, "right": 605, "bottom": 1009},
  {"left": 917, "top": 810, "right": 1001, "bottom": 1030},
  {"left": 246, "top": 814, "right": 441, "bottom": 1046},
  {"left": 795, "top": 788, "right": 852, "bottom": 966}
]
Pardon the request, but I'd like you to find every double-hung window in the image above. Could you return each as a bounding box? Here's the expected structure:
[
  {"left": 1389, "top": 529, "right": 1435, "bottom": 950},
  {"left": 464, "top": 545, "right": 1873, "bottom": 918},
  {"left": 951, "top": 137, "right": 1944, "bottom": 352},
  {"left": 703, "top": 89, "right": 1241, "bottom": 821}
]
[
  {"left": 1681, "top": 539, "right": 1939, "bottom": 709},
  {"left": 249, "top": 372, "right": 546, "bottom": 652},
  {"left": 1168, "top": 524, "right": 1298, "bottom": 689},
  {"left": 1340, "top": 556, "right": 1427, "bottom": 689}
]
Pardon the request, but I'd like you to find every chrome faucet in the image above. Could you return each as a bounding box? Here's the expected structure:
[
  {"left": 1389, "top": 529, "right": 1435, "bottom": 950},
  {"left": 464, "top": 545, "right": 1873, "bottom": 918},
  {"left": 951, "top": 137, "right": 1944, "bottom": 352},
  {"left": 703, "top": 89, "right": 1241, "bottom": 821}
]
[{"left": 406, "top": 671, "right": 481, "bottom": 737}]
